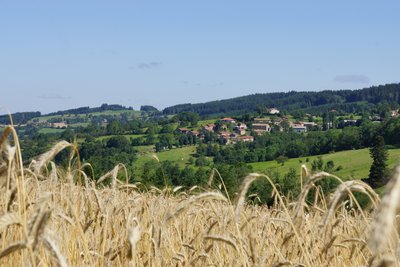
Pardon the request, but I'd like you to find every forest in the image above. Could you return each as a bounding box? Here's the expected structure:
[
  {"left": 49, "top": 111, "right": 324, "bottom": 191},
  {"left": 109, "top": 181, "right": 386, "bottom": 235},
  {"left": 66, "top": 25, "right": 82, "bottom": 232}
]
[{"left": 163, "top": 83, "right": 400, "bottom": 116}]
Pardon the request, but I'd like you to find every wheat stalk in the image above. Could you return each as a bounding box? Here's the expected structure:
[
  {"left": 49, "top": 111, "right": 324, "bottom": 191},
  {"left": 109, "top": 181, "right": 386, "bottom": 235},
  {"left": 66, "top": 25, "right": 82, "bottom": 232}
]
[
  {"left": 368, "top": 163, "right": 400, "bottom": 255},
  {"left": 41, "top": 235, "right": 69, "bottom": 267},
  {"left": 204, "top": 235, "right": 239, "bottom": 251},
  {"left": 31, "top": 141, "right": 72, "bottom": 175},
  {"left": 96, "top": 163, "right": 128, "bottom": 189},
  {"left": 292, "top": 171, "right": 342, "bottom": 224},
  {"left": 0, "top": 212, "right": 21, "bottom": 231},
  {"left": 234, "top": 173, "right": 260, "bottom": 220},
  {"left": 0, "top": 241, "right": 27, "bottom": 259},
  {"left": 127, "top": 216, "right": 141, "bottom": 263},
  {"left": 322, "top": 180, "right": 378, "bottom": 227},
  {"left": 165, "top": 192, "right": 228, "bottom": 221}
]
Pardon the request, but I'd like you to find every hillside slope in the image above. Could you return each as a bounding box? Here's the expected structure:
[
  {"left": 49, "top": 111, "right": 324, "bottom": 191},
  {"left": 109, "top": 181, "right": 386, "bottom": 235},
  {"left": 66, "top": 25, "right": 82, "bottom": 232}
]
[
  {"left": 250, "top": 148, "right": 400, "bottom": 181},
  {"left": 163, "top": 83, "right": 400, "bottom": 116}
]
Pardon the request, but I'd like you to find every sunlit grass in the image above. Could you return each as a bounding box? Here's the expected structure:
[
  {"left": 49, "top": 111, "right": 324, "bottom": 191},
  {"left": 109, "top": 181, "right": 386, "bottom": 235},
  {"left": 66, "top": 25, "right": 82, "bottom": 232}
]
[{"left": 250, "top": 148, "right": 400, "bottom": 180}]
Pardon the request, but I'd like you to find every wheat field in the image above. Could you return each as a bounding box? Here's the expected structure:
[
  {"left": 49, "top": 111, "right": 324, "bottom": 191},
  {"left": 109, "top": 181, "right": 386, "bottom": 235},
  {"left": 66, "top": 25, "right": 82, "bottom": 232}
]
[{"left": 1, "top": 125, "right": 399, "bottom": 266}]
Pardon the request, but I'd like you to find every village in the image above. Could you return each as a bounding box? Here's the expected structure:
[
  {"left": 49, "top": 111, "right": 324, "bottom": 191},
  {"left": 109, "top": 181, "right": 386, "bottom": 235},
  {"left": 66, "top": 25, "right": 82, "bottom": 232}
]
[
  {"left": 172, "top": 107, "right": 400, "bottom": 146},
  {"left": 3, "top": 106, "right": 399, "bottom": 149},
  {"left": 176, "top": 108, "right": 320, "bottom": 145}
]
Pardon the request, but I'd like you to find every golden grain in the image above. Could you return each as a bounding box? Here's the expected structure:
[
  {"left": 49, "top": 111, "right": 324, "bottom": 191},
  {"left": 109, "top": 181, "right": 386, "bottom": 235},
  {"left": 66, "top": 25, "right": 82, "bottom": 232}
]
[{"left": 0, "top": 127, "right": 399, "bottom": 266}]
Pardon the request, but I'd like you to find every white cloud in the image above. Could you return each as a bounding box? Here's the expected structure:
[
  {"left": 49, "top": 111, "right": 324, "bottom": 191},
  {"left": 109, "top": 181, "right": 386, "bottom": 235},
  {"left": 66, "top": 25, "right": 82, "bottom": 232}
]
[{"left": 333, "top": 75, "right": 370, "bottom": 84}]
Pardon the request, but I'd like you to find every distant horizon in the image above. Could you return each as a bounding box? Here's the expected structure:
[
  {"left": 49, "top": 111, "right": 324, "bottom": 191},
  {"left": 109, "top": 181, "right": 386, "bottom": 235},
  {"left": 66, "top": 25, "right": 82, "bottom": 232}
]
[{"left": 1, "top": 82, "right": 398, "bottom": 116}]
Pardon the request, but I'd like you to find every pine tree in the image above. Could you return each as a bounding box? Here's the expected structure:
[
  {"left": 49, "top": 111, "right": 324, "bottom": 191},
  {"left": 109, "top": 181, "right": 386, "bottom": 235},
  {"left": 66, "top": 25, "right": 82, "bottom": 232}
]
[{"left": 368, "top": 136, "right": 389, "bottom": 188}]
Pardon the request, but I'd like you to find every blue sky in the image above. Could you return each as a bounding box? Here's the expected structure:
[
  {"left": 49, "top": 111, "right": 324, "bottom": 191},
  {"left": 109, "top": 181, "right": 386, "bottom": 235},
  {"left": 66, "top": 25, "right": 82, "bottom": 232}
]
[{"left": 1, "top": 1, "right": 399, "bottom": 114}]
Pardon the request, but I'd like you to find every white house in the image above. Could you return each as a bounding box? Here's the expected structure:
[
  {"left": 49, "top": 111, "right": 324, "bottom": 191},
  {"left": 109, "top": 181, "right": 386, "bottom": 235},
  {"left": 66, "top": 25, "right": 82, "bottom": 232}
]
[
  {"left": 51, "top": 122, "right": 68, "bottom": 129},
  {"left": 291, "top": 123, "right": 306, "bottom": 133},
  {"left": 267, "top": 108, "right": 280, "bottom": 115}
]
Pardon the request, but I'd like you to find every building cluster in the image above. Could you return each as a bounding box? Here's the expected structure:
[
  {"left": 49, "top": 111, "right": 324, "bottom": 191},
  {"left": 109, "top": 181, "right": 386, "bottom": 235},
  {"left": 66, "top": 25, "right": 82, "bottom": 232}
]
[
  {"left": 177, "top": 127, "right": 200, "bottom": 137},
  {"left": 177, "top": 107, "right": 320, "bottom": 145},
  {"left": 367, "top": 109, "right": 399, "bottom": 122},
  {"left": 179, "top": 118, "right": 255, "bottom": 144},
  {"left": 252, "top": 118, "right": 317, "bottom": 134},
  {"left": 215, "top": 118, "right": 254, "bottom": 144},
  {"left": 28, "top": 119, "right": 69, "bottom": 129}
]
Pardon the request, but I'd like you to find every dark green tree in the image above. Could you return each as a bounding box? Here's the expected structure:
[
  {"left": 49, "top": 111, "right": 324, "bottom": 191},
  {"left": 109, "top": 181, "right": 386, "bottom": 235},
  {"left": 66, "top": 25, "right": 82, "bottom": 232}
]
[
  {"left": 367, "top": 136, "right": 389, "bottom": 188},
  {"left": 106, "top": 136, "right": 130, "bottom": 149}
]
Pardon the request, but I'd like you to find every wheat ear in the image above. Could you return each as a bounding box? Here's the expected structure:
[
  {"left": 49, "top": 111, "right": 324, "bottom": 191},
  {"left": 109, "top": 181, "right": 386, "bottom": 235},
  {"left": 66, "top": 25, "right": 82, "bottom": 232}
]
[
  {"left": 31, "top": 141, "right": 72, "bottom": 175},
  {"left": 368, "top": 164, "right": 400, "bottom": 255},
  {"left": 234, "top": 173, "right": 260, "bottom": 220}
]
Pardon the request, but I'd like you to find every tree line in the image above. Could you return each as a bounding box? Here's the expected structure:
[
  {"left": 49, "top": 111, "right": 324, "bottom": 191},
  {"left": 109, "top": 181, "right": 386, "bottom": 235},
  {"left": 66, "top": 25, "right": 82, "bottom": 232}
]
[{"left": 163, "top": 83, "right": 400, "bottom": 116}]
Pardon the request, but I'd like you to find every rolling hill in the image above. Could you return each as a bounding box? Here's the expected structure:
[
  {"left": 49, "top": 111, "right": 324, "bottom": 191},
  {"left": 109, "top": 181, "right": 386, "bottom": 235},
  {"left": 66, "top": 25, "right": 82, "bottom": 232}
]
[{"left": 163, "top": 83, "right": 400, "bottom": 116}]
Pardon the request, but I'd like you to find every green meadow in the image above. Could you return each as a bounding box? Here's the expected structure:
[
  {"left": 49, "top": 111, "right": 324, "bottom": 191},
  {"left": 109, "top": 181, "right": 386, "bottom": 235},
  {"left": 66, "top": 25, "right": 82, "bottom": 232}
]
[
  {"left": 135, "top": 145, "right": 197, "bottom": 168},
  {"left": 95, "top": 134, "right": 147, "bottom": 141},
  {"left": 250, "top": 148, "right": 400, "bottom": 180}
]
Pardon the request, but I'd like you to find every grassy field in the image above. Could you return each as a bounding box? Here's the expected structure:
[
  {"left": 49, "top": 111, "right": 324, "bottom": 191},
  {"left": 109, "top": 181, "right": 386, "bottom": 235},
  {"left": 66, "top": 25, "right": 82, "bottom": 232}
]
[
  {"left": 196, "top": 119, "right": 217, "bottom": 128},
  {"left": 132, "top": 143, "right": 400, "bottom": 183},
  {"left": 250, "top": 148, "right": 400, "bottom": 180},
  {"left": 38, "top": 127, "right": 66, "bottom": 134},
  {"left": 88, "top": 109, "right": 141, "bottom": 116},
  {"left": 96, "top": 134, "right": 146, "bottom": 141},
  {"left": 68, "top": 122, "right": 89, "bottom": 128},
  {"left": 135, "top": 145, "right": 197, "bottom": 169},
  {"left": 28, "top": 109, "right": 143, "bottom": 123},
  {"left": 132, "top": 144, "right": 400, "bottom": 185}
]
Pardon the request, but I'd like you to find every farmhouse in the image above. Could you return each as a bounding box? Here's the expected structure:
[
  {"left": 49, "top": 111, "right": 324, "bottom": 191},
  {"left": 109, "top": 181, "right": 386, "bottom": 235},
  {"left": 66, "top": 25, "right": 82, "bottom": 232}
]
[
  {"left": 51, "top": 122, "right": 68, "bottom": 129},
  {"left": 252, "top": 123, "right": 271, "bottom": 135},
  {"left": 202, "top": 124, "right": 216, "bottom": 132},
  {"left": 219, "top": 131, "right": 232, "bottom": 139},
  {"left": 234, "top": 123, "right": 247, "bottom": 135},
  {"left": 267, "top": 108, "right": 280, "bottom": 114},
  {"left": 218, "top": 131, "right": 237, "bottom": 144},
  {"left": 301, "top": 121, "right": 318, "bottom": 128},
  {"left": 291, "top": 123, "right": 307, "bottom": 133}
]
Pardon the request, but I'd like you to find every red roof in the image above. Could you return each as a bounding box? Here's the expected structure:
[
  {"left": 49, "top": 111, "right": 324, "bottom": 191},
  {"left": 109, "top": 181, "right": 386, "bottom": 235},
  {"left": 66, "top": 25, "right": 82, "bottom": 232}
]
[{"left": 219, "top": 131, "right": 231, "bottom": 138}]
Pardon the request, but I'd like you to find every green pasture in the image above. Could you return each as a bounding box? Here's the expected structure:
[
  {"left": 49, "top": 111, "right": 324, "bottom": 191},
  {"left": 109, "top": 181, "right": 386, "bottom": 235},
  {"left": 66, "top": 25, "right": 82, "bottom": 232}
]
[{"left": 250, "top": 148, "right": 400, "bottom": 181}]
